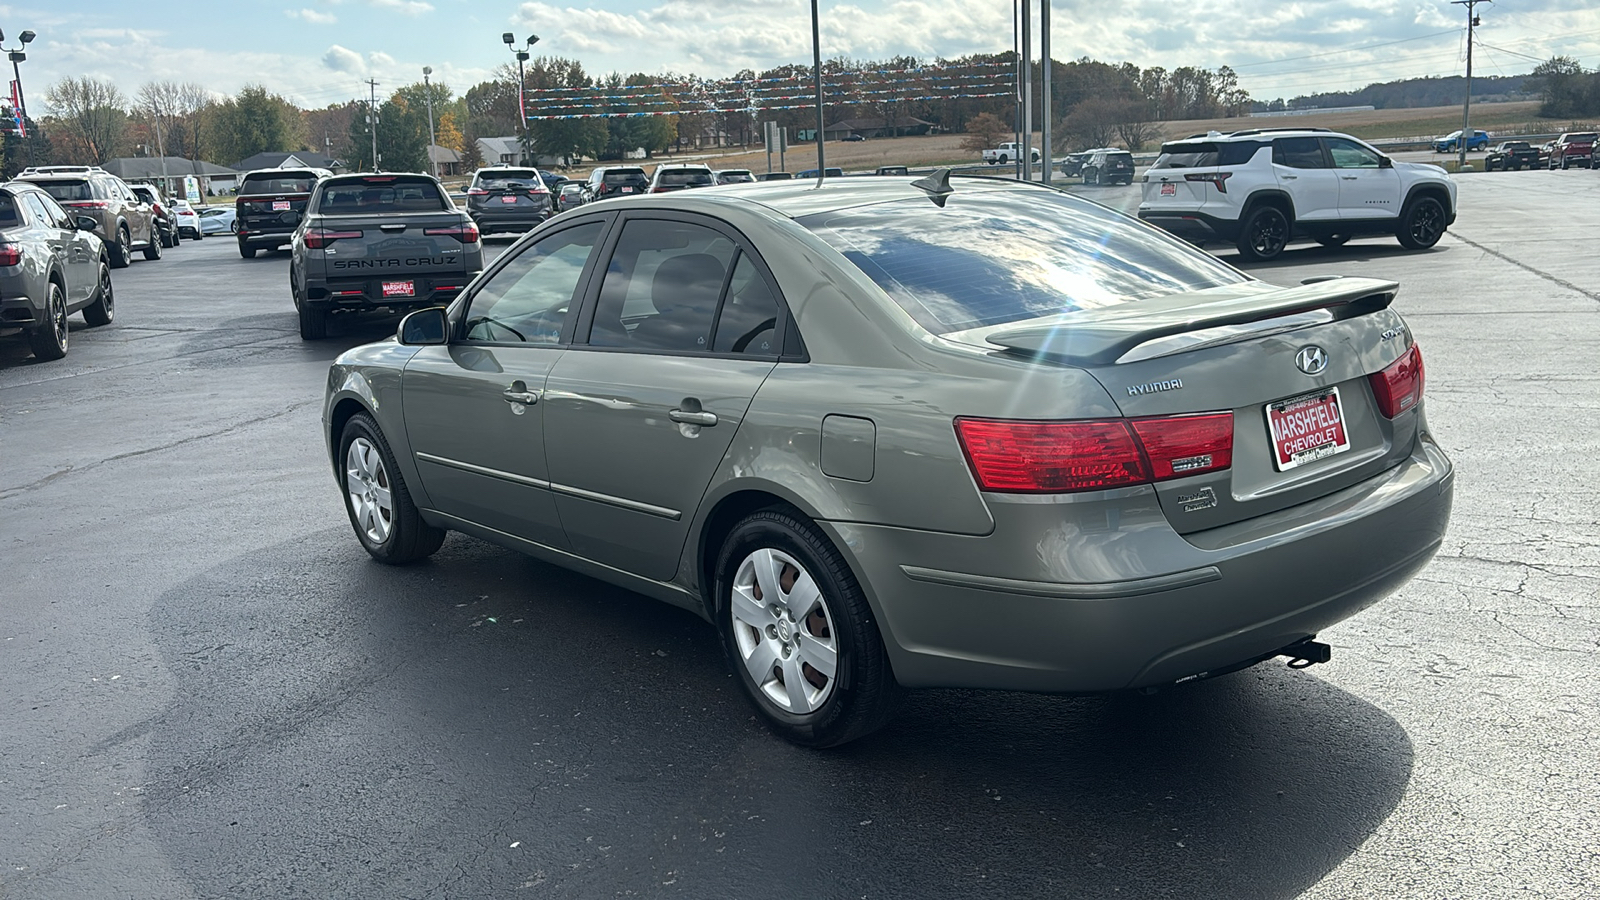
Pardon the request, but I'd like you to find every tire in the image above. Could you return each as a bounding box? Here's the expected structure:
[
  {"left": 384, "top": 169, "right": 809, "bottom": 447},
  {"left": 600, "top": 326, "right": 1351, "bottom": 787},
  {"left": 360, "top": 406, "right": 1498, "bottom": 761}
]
[
  {"left": 142, "top": 230, "right": 162, "bottom": 260},
  {"left": 715, "top": 508, "right": 903, "bottom": 748},
  {"left": 1315, "top": 233, "right": 1351, "bottom": 248},
  {"left": 195, "top": 229, "right": 204, "bottom": 240},
  {"left": 298, "top": 297, "right": 327, "bottom": 340},
  {"left": 338, "top": 413, "right": 446, "bottom": 564},
  {"left": 1561, "top": 158, "right": 1570, "bottom": 170},
  {"left": 29, "top": 282, "right": 69, "bottom": 361},
  {"left": 1235, "top": 205, "right": 1289, "bottom": 261},
  {"left": 1084, "top": 168, "right": 1098, "bottom": 186},
  {"left": 999, "top": 155, "right": 1010, "bottom": 165},
  {"left": 82, "top": 259, "right": 115, "bottom": 327},
  {"left": 239, "top": 242, "right": 256, "bottom": 259},
  {"left": 109, "top": 227, "right": 131, "bottom": 269},
  {"left": 1397, "top": 195, "right": 1446, "bottom": 250},
  {"left": 229, "top": 220, "right": 238, "bottom": 234}
]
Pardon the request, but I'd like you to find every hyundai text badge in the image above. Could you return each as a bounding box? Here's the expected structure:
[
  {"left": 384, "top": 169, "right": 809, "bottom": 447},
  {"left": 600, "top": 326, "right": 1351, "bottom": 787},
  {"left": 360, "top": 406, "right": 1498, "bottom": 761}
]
[{"left": 1295, "top": 345, "right": 1328, "bottom": 376}]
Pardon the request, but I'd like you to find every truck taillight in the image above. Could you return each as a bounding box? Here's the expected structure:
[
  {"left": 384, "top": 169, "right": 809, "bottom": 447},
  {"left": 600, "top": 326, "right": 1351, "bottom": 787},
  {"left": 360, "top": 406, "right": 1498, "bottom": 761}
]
[
  {"left": 424, "top": 223, "right": 479, "bottom": 243},
  {"left": 954, "top": 413, "right": 1234, "bottom": 493},
  {"left": 304, "top": 228, "right": 363, "bottom": 249},
  {"left": 0, "top": 243, "right": 21, "bottom": 266},
  {"left": 1369, "top": 343, "right": 1424, "bottom": 418}
]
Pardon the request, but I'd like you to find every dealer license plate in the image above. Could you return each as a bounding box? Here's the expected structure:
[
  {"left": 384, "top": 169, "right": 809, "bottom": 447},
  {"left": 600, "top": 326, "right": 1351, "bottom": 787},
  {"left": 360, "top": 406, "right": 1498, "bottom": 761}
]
[
  {"left": 1266, "top": 387, "right": 1350, "bottom": 471},
  {"left": 1160, "top": 183, "right": 1176, "bottom": 196},
  {"left": 619, "top": 187, "right": 635, "bottom": 193},
  {"left": 381, "top": 280, "right": 415, "bottom": 299},
  {"left": 272, "top": 200, "right": 291, "bottom": 211},
  {"left": 501, "top": 195, "right": 518, "bottom": 204}
]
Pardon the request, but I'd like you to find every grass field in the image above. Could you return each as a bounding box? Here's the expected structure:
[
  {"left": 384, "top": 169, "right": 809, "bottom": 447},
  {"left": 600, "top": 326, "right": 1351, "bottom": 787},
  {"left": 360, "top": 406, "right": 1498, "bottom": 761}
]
[{"left": 624, "top": 100, "right": 1594, "bottom": 175}]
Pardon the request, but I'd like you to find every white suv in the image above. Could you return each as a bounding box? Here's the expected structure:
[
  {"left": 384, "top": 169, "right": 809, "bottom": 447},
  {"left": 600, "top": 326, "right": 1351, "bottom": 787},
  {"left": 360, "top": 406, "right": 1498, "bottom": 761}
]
[{"left": 1138, "top": 127, "right": 1458, "bottom": 261}]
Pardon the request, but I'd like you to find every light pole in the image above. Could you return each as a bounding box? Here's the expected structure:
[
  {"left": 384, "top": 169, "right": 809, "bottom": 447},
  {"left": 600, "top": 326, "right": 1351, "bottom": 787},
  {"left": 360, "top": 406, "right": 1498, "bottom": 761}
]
[
  {"left": 502, "top": 33, "right": 538, "bottom": 165},
  {"left": 0, "top": 28, "right": 37, "bottom": 166},
  {"left": 1452, "top": 0, "right": 1486, "bottom": 173},
  {"left": 422, "top": 66, "right": 437, "bottom": 177}
]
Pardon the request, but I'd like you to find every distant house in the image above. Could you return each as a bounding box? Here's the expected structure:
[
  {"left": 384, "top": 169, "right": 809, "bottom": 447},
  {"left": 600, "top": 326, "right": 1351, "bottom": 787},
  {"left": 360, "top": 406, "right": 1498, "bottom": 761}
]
[
  {"left": 101, "top": 156, "right": 240, "bottom": 196},
  {"left": 428, "top": 144, "right": 462, "bottom": 177},
  {"left": 474, "top": 136, "right": 562, "bottom": 169},
  {"left": 822, "top": 116, "right": 936, "bottom": 140},
  {"left": 231, "top": 151, "right": 346, "bottom": 174}
]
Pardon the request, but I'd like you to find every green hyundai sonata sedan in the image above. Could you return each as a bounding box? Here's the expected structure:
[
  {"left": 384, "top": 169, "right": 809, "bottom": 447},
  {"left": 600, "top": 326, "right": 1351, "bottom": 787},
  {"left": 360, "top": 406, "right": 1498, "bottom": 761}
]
[{"left": 322, "top": 174, "right": 1453, "bottom": 747}]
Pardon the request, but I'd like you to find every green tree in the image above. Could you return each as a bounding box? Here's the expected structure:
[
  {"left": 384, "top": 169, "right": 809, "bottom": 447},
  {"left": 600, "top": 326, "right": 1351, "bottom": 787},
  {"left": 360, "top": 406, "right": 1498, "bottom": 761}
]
[
  {"left": 523, "top": 57, "right": 607, "bottom": 165},
  {"left": 205, "top": 85, "right": 301, "bottom": 166},
  {"left": 1530, "top": 56, "right": 1592, "bottom": 118}
]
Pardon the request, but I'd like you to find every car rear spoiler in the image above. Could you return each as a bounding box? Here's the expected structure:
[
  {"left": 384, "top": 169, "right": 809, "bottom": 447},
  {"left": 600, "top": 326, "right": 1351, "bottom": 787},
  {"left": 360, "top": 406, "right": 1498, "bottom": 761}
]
[{"left": 983, "top": 276, "right": 1398, "bottom": 367}]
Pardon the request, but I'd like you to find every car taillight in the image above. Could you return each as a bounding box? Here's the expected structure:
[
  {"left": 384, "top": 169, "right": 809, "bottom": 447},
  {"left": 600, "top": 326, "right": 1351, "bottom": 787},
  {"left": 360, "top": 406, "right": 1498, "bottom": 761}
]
[
  {"left": 68, "top": 200, "right": 111, "bottom": 209},
  {"left": 651, "top": 187, "right": 669, "bottom": 193},
  {"left": 467, "top": 187, "right": 488, "bottom": 196},
  {"left": 304, "top": 228, "right": 363, "bottom": 249},
  {"left": 955, "top": 413, "right": 1234, "bottom": 493},
  {"left": 425, "top": 223, "right": 479, "bottom": 243},
  {"left": 1184, "top": 172, "right": 1232, "bottom": 193},
  {"left": 0, "top": 243, "right": 21, "bottom": 266},
  {"left": 1369, "top": 343, "right": 1424, "bottom": 418}
]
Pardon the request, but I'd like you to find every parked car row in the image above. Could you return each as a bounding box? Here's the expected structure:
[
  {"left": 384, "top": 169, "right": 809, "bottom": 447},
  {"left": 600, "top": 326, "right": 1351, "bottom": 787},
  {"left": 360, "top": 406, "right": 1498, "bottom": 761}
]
[
  {"left": 1439, "top": 130, "right": 1596, "bottom": 169},
  {"left": 0, "top": 178, "right": 117, "bottom": 360}
]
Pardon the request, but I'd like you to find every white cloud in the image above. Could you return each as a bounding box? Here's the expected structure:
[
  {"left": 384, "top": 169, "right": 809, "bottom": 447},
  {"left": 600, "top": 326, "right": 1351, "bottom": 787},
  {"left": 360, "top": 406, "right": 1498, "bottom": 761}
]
[
  {"left": 322, "top": 45, "right": 366, "bottom": 74},
  {"left": 370, "top": 0, "right": 433, "bottom": 15},
  {"left": 369, "top": 51, "right": 397, "bottom": 67},
  {"left": 287, "top": 8, "right": 338, "bottom": 25}
]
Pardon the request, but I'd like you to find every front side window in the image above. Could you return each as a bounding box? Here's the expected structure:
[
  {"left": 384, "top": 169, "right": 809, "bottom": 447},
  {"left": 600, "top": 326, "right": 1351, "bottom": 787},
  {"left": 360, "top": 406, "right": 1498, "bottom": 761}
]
[
  {"left": 800, "top": 188, "right": 1248, "bottom": 335},
  {"left": 1272, "top": 137, "right": 1326, "bottom": 169},
  {"left": 463, "top": 221, "right": 603, "bottom": 344},
  {"left": 587, "top": 219, "right": 737, "bottom": 352},
  {"left": 1327, "top": 138, "right": 1382, "bottom": 169}
]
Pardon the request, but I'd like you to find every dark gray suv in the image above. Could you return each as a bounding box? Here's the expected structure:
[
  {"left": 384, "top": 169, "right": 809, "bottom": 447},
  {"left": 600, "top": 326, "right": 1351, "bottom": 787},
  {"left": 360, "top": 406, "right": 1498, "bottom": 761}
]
[
  {"left": 464, "top": 167, "right": 551, "bottom": 235},
  {"left": 0, "top": 182, "right": 114, "bottom": 360}
]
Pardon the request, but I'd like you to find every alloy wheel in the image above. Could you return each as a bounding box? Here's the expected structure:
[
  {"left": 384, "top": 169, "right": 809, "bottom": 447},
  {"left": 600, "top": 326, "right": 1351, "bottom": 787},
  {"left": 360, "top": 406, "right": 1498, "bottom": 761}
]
[
  {"left": 729, "top": 547, "right": 838, "bottom": 714},
  {"left": 345, "top": 437, "right": 394, "bottom": 545},
  {"left": 1410, "top": 203, "right": 1443, "bottom": 245}
]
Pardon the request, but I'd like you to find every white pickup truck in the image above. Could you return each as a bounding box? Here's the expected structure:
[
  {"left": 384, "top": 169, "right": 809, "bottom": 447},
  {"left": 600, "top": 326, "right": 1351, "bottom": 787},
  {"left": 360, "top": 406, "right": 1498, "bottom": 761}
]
[{"left": 983, "top": 142, "right": 1041, "bottom": 165}]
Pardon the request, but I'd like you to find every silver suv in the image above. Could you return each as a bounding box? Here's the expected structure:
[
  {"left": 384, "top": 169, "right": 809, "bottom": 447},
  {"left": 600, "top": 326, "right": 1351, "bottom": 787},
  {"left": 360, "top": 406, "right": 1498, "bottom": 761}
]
[
  {"left": 14, "top": 166, "right": 159, "bottom": 268},
  {"left": 1138, "top": 127, "right": 1457, "bottom": 261}
]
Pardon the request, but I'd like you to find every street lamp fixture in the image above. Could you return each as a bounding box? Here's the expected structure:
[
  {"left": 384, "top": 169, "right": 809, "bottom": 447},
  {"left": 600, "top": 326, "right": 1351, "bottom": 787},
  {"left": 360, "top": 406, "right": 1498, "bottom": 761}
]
[
  {"left": 0, "top": 28, "right": 37, "bottom": 163},
  {"left": 503, "top": 33, "right": 539, "bottom": 165}
]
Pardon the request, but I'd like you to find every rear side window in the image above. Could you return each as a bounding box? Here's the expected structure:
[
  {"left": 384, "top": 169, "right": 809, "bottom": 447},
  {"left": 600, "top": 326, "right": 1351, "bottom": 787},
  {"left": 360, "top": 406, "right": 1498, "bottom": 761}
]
[
  {"left": 32, "top": 180, "right": 93, "bottom": 203},
  {"left": 1273, "top": 138, "right": 1326, "bottom": 169},
  {"left": 0, "top": 194, "right": 19, "bottom": 227},
  {"left": 240, "top": 174, "right": 317, "bottom": 195},
  {"left": 317, "top": 177, "right": 447, "bottom": 213},
  {"left": 587, "top": 219, "right": 738, "bottom": 352},
  {"left": 800, "top": 189, "right": 1248, "bottom": 335},
  {"left": 1153, "top": 142, "right": 1217, "bottom": 168}
]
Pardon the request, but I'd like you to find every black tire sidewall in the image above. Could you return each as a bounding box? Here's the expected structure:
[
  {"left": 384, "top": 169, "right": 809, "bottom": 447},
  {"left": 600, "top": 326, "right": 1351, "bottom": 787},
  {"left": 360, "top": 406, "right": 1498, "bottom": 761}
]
[
  {"left": 1238, "top": 206, "right": 1288, "bottom": 260},
  {"left": 715, "top": 512, "right": 882, "bottom": 746},
  {"left": 83, "top": 261, "right": 114, "bottom": 326},
  {"left": 29, "top": 284, "right": 68, "bottom": 360},
  {"left": 1399, "top": 197, "right": 1445, "bottom": 249}
]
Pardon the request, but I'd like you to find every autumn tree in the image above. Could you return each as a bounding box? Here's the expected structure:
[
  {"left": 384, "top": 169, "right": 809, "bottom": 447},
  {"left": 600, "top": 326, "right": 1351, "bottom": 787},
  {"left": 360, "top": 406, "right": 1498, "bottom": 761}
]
[
  {"left": 960, "top": 112, "right": 1010, "bottom": 154},
  {"left": 43, "top": 77, "right": 129, "bottom": 163}
]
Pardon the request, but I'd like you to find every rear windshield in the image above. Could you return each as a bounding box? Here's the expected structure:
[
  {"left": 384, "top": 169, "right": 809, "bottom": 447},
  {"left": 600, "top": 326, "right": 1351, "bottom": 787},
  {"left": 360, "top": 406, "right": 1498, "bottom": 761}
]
[
  {"left": 1152, "top": 141, "right": 1263, "bottom": 168},
  {"left": 477, "top": 169, "right": 543, "bottom": 189},
  {"left": 1566, "top": 133, "right": 1597, "bottom": 142},
  {"left": 658, "top": 169, "right": 714, "bottom": 187},
  {"left": 1102, "top": 153, "right": 1134, "bottom": 163},
  {"left": 1502, "top": 142, "right": 1530, "bottom": 149},
  {"left": 317, "top": 177, "right": 448, "bottom": 213},
  {"left": 602, "top": 170, "right": 648, "bottom": 185},
  {"left": 32, "top": 180, "right": 93, "bottom": 202},
  {"left": 240, "top": 174, "right": 317, "bottom": 195},
  {"left": 799, "top": 189, "right": 1248, "bottom": 335},
  {"left": 719, "top": 171, "right": 755, "bottom": 182}
]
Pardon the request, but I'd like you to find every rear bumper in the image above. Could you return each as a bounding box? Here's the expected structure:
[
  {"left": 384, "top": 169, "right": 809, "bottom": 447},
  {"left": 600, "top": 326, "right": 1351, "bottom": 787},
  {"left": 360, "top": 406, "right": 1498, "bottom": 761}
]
[
  {"left": 470, "top": 207, "right": 549, "bottom": 232},
  {"left": 1139, "top": 209, "right": 1238, "bottom": 242},
  {"left": 0, "top": 287, "right": 45, "bottom": 326},
  {"left": 825, "top": 436, "right": 1453, "bottom": 693},
  {"left": 304, "top": 273, "right": 477, "bottom": 310},
  {"left": 238, "top": 229, "right": 295, "bottom": 248}
]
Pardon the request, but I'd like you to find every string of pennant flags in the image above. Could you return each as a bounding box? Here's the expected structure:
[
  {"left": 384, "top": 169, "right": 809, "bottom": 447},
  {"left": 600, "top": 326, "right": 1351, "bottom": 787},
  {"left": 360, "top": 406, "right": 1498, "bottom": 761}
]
[
  {"left": 528, "top": 82, "right": 1013, "bottom": 112},
  {"left": 522, "top": 60, "right": 1017, "bottom": 96},
  {"left": 522, "top": 87, "right": 1018, "bottom": 120}
]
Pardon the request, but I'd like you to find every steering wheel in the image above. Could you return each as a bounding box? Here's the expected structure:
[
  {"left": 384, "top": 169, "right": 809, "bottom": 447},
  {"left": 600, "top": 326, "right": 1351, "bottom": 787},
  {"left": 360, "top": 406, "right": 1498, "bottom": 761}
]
[{"left": 730, "top": 317, "right": 777, "bottom": 354}]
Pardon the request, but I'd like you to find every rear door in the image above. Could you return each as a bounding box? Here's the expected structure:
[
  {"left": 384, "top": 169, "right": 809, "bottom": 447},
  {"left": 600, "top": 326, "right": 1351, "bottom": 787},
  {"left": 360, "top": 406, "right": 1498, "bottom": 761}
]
[
  {"left": 1326, "top": 137, "right": 1400, "bottom": 222},
  {"left": 541, "top": 213, "right": 786, "bottom": 580},
  {"left": 1270, "top": 137, "right": 1339, "bottom": 222}
]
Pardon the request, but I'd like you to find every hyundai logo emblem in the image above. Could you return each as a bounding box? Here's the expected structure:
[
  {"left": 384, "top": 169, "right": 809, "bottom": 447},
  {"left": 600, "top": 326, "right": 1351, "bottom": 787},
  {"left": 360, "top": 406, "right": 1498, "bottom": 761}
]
[{"left": 1295, "top": 345, "right": 1328, "bottom": 375}]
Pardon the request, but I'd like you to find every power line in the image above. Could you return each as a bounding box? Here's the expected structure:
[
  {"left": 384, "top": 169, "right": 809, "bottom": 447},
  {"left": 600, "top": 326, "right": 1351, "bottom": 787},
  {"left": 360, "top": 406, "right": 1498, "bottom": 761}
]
[{"left": 1229, "top": 29, "right": 1461, "bottom": 71}]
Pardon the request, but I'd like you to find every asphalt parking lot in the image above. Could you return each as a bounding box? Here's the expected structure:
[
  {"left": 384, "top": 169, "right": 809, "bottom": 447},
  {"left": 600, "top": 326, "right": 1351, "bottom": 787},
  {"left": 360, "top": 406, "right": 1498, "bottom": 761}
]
[{"left": 2, "top": 172, "right": 1596, "bottom": 899}]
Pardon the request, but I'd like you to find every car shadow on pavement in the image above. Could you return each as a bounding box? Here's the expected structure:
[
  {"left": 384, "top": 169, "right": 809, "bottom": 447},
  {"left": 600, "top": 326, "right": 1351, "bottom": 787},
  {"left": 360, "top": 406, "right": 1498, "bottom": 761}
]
[
  {"left": 134, "top": 532, "right": 1413, "bottom": 900},
  {"left": 1227, "top": 240, "right": 1448, "bottom": 274}
]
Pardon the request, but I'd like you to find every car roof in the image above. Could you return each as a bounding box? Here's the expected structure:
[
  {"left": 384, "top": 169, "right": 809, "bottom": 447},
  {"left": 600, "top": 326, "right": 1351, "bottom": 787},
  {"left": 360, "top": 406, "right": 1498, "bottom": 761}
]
[{"left": 592, "top": 173, "right": 1048, "bottom": 222}]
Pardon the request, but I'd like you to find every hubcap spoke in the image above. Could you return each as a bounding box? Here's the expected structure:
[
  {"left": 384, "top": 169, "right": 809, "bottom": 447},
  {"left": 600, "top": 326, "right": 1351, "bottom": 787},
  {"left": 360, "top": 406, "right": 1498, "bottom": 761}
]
[
  {"left": 741, "top": 637, "right": 779, "bottom": 684},
  {"left": 796, "top": 636, "right": 837, "bottom": 681},
  {"left": 729, "top": 583, "right": 768, "bottom": 630},
  {"left": 781, "top": 655, "right": 812, "bottom": 712},
  {"left": 783, "top": 569, "right": 821, "bottom": 619}
]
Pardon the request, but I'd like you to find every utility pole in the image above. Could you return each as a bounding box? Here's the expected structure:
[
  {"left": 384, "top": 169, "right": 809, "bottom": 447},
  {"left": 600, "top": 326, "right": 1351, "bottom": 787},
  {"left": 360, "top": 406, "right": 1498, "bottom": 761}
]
[
  {"left": 811, "top": 0, "right": 825, "bottom": 180},
  {"left": 1012, "top": 0, "right": 1021, "bottom": 179},
  {"left": 1020, "top": 0, "right": 1032, "bottom": 181},
  {"left": 365, "top": 78, "right": 380, "bottom": 171},
  {"left": 423, "top": 66, "right": 437, "bottom": 178},
  {"left": 1041, "top": 0, "right": 1051, "bottom": 186},
  {"left": 1452, "top": 0, "right": 1487, "bottom": 172}
]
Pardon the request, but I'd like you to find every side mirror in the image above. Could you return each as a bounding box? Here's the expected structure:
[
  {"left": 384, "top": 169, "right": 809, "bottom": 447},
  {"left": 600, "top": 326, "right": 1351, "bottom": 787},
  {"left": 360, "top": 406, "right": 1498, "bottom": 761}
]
[
  {"left": 1379, "top": 156, "right": 1394, "bottom": 169},
  {"left": 75, "top": 215, "right": 99, "bottom": 232},
  {"left": 398, "top": 307, "right": 449, "bottom": 345}
]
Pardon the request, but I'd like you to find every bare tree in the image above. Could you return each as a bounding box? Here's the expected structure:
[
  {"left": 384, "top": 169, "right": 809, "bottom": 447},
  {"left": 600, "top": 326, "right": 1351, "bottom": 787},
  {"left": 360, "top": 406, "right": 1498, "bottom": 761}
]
[
  {"left": 960, "top": 112, "right": 1010, "bottom": 153},
  {"left": 1061, "top": 97, "right": 1119, "bottom": 150},
  {"left": 43, "top": 77, "right": 129, "bottom": 163}
]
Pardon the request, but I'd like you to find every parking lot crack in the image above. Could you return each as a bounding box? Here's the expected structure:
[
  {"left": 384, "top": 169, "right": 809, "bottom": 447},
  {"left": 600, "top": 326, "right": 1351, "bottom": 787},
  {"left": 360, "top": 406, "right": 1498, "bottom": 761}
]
[
  {"left": 0, "top": 400, "right": 318, "bottom": 501},
  {"left": 1450, "top": 233, "right": 1600, "bottom": 305}
]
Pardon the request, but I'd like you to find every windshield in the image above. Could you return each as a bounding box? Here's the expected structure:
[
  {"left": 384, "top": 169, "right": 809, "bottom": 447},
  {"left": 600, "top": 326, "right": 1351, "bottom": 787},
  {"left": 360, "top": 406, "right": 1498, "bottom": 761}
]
[
  {"left": 799, "top": 188, "right": 1249, "bottom": 335},
  {"left": 1567, "top": 133, "right": 1597, "bottom": 142},
  {"left": 240, "top": 174, "right": 317, "bottom": 195},
  {"left": 658, "top": 170, "right": 714, "bottom": 187},
  {"left": 477, "top": 170, "right": 543, "bottom": 190},
  {"left": 317, "top": 176, "right": 448, "bottom": 213},
  {"left": 32, "top": 180, "right": 93, "bottom": 202}
]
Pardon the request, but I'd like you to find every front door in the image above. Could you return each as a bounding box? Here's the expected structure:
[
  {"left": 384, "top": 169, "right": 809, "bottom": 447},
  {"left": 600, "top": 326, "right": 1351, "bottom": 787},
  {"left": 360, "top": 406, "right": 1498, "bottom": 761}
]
[
  {"left": 1326, "top": 137, "right": 1401, "bottom": 222},
  {"left": 402, "top": 218, "right": 607, "bottom": 549},
  {"left": 543, "top": 216, "right": 787, "bottom": 580},
  {"left": 1270, "top": 136, "right": 1340, "bottom": 222}
]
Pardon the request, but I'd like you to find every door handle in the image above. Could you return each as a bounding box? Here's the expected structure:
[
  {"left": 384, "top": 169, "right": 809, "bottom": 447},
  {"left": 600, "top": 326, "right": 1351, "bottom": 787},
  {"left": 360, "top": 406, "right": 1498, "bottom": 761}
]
[
  {"left": 502, "top": 388, "right": 539, "bottom": 405},
  {"left": 1279, "top": 174, "right": 1297, "bottom": 180},
  {"left": 1340, "top": 175, "right": 1359, "bottom": 180},
  {"left": 669, "top": 409, "right": 718, "bottom": 427}
]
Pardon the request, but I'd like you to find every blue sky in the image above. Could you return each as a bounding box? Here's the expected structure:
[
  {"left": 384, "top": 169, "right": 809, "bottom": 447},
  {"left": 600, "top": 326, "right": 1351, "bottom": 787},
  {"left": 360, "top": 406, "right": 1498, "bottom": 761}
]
[{"left": 8, "top": 0, "right": 1600, "bottom": 110}]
